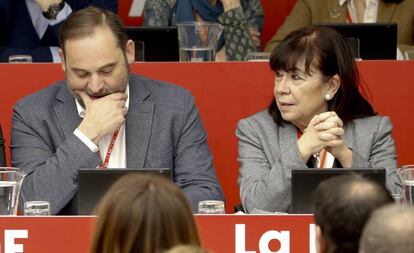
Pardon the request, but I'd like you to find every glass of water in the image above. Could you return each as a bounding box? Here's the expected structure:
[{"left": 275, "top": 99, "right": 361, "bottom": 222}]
[
  {"left": 134, "top": 40, "right": 145, "bottom": 62},
  {"left": 8, "top": 55, "right": 33, "bottom": 63},
  {"left": 246, "top": 52, "right": 270, "bottom": 62},
  {"left": 391, "top": 187, "right": 405, "bottom": 204},
  {"left": 176, "top": 22, "right": 223, "bottom": 62},
  {"left": 405, "top": 49, "right": 414, "bottom": 60},
  {"left": 399, "top": 166, "right": 414, "bottom": 204},
  {"left": 24, "top": 201, "right": 51, "bottom": 216},
  {"left": 197, "top": 200, "right": 225, "bottom": 214},
  {"left": 391, "top": 168, "right": 406, "bottom": 204}
]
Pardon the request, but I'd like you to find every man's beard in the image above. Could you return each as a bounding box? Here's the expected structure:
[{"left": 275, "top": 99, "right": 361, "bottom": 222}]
[{"left": 69, "top": 58, "right": 130, "bottom": 108}]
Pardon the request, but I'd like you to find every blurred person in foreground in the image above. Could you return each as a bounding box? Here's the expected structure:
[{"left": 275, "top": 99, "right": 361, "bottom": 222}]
[
  {"left": 264, "top": 0, "right": 414, "bottom": 59},
  {"left": 143, "top": 0, "right": 264, "bottom": 61},
  {"left": 236, "top": 26, "right": 401, "bottom": 213},
  {"left": 359, "top": 204, "right": 414, "bottom": 253},
  {"left": 313, "top": 174, "right": 393, "bottom": 253},
  {"left": 0, "top": 0, "right": 117, "bottom": 62},
  {"left": 11, "top": 6, "right": 224, "bottom": 215},
  {"left": 166, "top": 245, "right": 211, "bottom": 253},
  {"left": 90, "top": 174, "right": 201, "bottom": 253}
]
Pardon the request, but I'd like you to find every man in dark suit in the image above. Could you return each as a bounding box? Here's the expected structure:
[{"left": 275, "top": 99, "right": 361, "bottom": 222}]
[
  {"left": 11, "top": 7, "right": 224, "bottom": 214},
  {"left": 0, "top": 0, "right": 117, "bottom": 62}
]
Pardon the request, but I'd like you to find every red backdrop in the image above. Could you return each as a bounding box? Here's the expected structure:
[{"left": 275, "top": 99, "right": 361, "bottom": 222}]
[{"left": 1, "top": 61, "right": 413, "bottom": 213}]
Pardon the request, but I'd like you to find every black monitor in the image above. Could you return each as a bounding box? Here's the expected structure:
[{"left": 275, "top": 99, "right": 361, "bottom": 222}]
[
  {"left": 77, "top": 168, "right": 171, "bottom": 215},
  {"left": 315, "top": 23, "right": 397, "bottom": 59},
  {"left": 125, "top": 27, "right": 179, "bottom": 62},
  {"left": 291, "top": 168, "right": 386, "bottom": 214}
]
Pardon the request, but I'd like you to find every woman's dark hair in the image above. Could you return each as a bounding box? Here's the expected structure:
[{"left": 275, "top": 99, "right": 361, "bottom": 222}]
[{"left": 268, "top": 26, "right": 376, "bottom": 125}]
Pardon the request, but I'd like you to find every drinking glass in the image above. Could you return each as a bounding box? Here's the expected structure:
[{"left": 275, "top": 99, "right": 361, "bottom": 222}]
[
  {"left": 197, "top": 200, "right": 225, "bottom": 214},
  {"left": 0, "top": 168, "right": 25, "bottom": 215},
  {"left": 405, "top": 50, "right": 414, "bottom": 60},
  {"left": 177, "top": 22, "right": 223, "bottom": 62},
  {"left": 8, "top": 55, "right": 33, "bottom": 63},
  {"left": 390, "top": 168, "right": 406, "bottom": 204},
  {"left": 246, "top": 52, "right": 270, "bottom": 62},
  {"left": 24, "top": 201, "right": 51, "bottom": 216},
  {"left": 391, "top": 187, "right": 405, "bottom": 204},
  {"left": 346, "top": 37, "right": 360, "bottom": 60},
  {"left": 399, "top": 166, "right": 414, "bottom": 204},
  {"left": 134, "top": 40, "right": 145, "bottom": 62}
]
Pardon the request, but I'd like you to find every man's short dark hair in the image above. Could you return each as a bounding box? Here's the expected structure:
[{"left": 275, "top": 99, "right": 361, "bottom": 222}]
[
  {"left": 313, "top": 174, "right": 392, "bottom": 253},
  {"left": 360, "top": 204, "right": 414, "bottom": 253},
  {"left": 59, "top": 6, "right": 129, "bottom": 54}
]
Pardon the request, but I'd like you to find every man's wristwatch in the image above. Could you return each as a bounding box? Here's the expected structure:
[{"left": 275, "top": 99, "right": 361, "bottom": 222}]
[{"left": 42, "top": 1, "right": 65, "bottom": 20}]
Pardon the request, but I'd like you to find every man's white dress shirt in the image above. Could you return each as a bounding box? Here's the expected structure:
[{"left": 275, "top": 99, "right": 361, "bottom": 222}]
[{"left": 73, "top": 85, "right": 130, "bottom": 168}]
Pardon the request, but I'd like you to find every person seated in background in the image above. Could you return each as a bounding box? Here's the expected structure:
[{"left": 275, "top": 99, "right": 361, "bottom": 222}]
[
  {"left": 313, "top": 174, "right": 393, "bottom": 253},
  {"left": 143, "top": 0, "right": 264, "bottom": 61},
  {"left": 0, "top": 0, "right": 117, "bottom": 62},
  {"left": 167, "top": 245, "right": 211, "bottom": 253},
  {"left": 90, "top": 174, "right": 201, "bottom": 253},
  {"left": 11, "top": 6, "right": 224, "bottom": 215},
  {"left": 236, "top": 26, "right": 401, "bottom": 213},
  {"left": 264, "top": 0, "right": 414, "bottom": 59},
  {"left": 359, "top": 204, "right": 414, "bottom": 253}
]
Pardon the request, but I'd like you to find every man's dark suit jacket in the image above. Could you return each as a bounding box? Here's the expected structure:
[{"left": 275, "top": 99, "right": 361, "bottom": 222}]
[{"left": 0, "top": 0, "right": 117, "bottom": 62}]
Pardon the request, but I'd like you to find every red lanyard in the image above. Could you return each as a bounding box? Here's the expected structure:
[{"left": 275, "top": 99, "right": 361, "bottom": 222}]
[
  {"left": 297, "top": 129, "right": 327, "bottom": 169},
  {"left": 319, "top": 149, "right": 328, "bottom": 169},
  {"left": 99, "top": 129, "right": 120, "bottom": 169},
  {"left": 346, "top": 8, "right": 353, "bottom": 23}
]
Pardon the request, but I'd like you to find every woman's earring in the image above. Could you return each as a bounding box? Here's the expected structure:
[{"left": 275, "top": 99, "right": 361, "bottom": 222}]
[{"left": 325, "top": 94, "right": 332, "bottom": 101}]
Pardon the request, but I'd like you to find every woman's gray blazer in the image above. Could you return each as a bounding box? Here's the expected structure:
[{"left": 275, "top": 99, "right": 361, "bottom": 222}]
[{"left": 236, "top": 110, "right": 400, "bottom": 213}]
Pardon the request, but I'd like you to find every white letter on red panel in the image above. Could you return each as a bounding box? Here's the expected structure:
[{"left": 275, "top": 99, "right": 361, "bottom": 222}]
[
  {"left": 235, "top": 224, "right": 256, "bottom": 253},
  {"left": 4, "top": 230, "right": 28, "bottom": 253},
  {"left": 259, "top": 230, "right": 290, "bottom": 253}
]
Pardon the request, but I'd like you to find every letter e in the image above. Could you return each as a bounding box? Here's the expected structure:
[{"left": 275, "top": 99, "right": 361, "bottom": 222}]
[{"left": 5, "top": 230, "right": 28, "bottom": 253}]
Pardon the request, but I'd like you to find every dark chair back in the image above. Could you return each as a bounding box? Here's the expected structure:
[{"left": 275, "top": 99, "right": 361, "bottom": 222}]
[{"left": 0, "top": 124, "right": 6, "bottom": 166}]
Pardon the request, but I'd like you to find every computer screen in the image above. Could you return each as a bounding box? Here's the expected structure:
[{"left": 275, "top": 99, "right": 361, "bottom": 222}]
[
  {"left": 315, "top": 23, "right": 397, "bottom": 59},
  {"left": 125, "top": 27, "right": 179, "bottom": 62},
  {"left": 291, "top": 168, "right": 386, "bottom": 214},
  {"left": 77, "top": 168, "right": 171, "bottom": 215}
]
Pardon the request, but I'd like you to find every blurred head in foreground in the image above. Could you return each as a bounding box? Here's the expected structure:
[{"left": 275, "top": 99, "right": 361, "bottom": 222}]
[
  {"left": 166, "top": 245, "right": 211, "bottom": 253},
  {"left": 360, "top": 204, "right": 414, "bottom": 253},
  {"left": 313, "top": 174, "right": 392, "bottom": 253},
  {"left": 90, "top": 174, "right": 200, "bottom": 253}
]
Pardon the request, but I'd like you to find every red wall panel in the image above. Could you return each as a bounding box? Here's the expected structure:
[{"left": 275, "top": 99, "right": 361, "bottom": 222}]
[{"left": 1, "top": 61, "right": 413, "bottom": 212}]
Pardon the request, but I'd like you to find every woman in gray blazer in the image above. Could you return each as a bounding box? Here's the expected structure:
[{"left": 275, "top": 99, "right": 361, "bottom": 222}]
[{"left": 236, "top": 26, "right": 401, "bottom": 213}]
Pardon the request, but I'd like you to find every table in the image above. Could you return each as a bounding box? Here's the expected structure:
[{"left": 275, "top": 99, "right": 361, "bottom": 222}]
[{"left": 0, "top": 215, "right": 315, "bottom": 253}]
